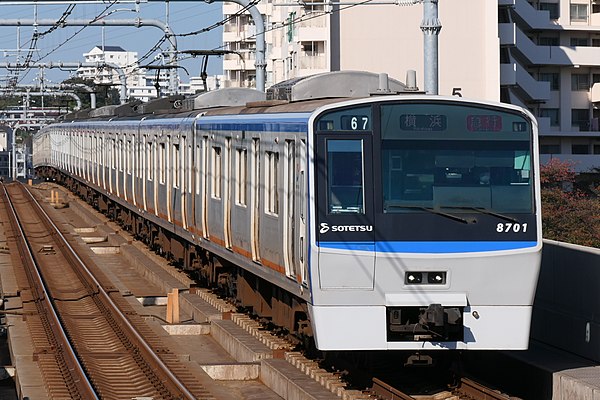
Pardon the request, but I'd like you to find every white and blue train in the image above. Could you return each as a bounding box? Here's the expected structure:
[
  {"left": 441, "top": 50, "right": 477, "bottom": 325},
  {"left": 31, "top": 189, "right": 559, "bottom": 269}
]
[{"left": 33, "top": 71, "right": 542, "bottom": 351}]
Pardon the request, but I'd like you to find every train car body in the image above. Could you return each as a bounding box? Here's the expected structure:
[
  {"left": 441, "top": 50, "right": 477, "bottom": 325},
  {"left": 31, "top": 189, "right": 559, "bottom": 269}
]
[{"left": 33, "top": 72, "right": 542, "bottom": 351}]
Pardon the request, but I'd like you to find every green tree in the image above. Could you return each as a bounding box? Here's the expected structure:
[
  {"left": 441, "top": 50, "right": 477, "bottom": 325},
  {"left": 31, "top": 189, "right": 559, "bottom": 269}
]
[
  {"left": 540, "top": 159, "right": 600, "bottom": 247},
  {"left": 60, "top": 77, "right": 120, "bottom": 109}
]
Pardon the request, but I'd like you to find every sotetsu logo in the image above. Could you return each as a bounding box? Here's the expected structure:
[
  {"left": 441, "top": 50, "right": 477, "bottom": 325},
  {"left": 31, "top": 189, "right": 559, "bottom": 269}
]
[{"left": 319, "top": 223, "right": 373, "bottom": 234}]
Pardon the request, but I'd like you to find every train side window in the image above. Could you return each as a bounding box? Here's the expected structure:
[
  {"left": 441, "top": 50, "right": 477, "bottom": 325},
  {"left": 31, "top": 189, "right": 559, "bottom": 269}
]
[
  {"left": 187, "top": 141, "right": 193, "bottom": 194},
  {"left": 147, "top": 141, "right": 153, "bottom": 181},
  {"left": 327, "top": 139, "right": 364, "bottom": 214},
  {"left": 127, "top": 139, "right": 132, "bottom": 175},
  {"left": 159, "top": 142, "right": 166, "bottom": 184},
  {"left": 173, "top": 143, "right": 180, "bottom": 188},
  {"left": 120, "top": 138, "right": 124, "bottom": 174},
  {"left": 212, "top": 146, "right": 222, "bottom": 199},
  {"left": 265, "top": 151, "right": 279, "bottom": 215},
  {"left": 195, "top": 144, "right": 201, "bottom": 195},
  {"left": 236, "top": 148, "right": 248, "bottom": 206},
  {"left": 112, "top": 138, "right": 116, "bottom": 170}
]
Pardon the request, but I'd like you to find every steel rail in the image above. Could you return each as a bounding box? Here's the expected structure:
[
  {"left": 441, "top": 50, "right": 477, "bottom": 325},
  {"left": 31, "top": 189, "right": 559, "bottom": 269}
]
[
  {"left": 371, "top": 377, "right": 416, "bottom": 400},
  {"left": 17, "top": 182, "right": 198, "bottom": 400},
  {"left": 457, "top": 377, "right": 512, "bottom": 400},
  {"left": 1, "top": 182, "right": 99, "bottom": 399}
]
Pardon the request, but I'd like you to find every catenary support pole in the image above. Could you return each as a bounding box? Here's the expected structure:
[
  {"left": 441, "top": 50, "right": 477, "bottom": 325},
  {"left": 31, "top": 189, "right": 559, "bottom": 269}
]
[{"left": 421, "top": 0, "right": 441, "bottom": 95}]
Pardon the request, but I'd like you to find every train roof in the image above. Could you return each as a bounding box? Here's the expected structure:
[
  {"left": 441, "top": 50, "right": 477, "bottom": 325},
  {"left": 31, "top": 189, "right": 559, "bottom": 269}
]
[{"left": 56, "top": 71, "right": 416, "bottom": 123}]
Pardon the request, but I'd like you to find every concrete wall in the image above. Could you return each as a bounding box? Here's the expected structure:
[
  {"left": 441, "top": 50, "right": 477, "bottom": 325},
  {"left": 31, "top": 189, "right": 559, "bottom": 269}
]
[
  {"left": 532, "top": 239, "right": 600, "bottom": 362},
  {"left": 338, "top": 0, "right": 500, "bottom": 100}
]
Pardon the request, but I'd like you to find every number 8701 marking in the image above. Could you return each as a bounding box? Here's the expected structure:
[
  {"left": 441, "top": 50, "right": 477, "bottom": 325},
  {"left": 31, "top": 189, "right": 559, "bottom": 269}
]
[{"left": 496, "top": 223, "right": 528, "bottom": 233}]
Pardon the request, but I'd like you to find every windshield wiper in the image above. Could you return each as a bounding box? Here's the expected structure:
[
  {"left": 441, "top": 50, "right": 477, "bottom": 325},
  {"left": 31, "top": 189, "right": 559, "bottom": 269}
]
[
  {"left": 386, "top": 205, "right": 472, "bottom": 224},
  {"left": 440, "top": 206, "right": 519, "bottom": 223}
]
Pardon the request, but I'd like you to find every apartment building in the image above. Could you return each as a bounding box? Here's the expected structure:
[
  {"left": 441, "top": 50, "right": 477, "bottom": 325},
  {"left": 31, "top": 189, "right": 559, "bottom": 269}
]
[
  {"left": 222, "top": 1, "right": 331, "bottom": 88},
  {"left": 222, "top": 0, "right": 600, "bottom": 172},
  {"left": 222, "top": 1, "right": 498, "bottom": 96},
  {"left": 500, "top": 0, "right": 600, "bottom": 171},
  {"left": 78, "top": 45, "right": 140, "bottom": 89}
]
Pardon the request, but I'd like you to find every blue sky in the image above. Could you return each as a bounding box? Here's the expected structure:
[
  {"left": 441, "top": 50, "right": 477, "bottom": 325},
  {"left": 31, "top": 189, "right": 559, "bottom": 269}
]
[{"left": 0, "top": 1, "right": 224, "bottom": 85}]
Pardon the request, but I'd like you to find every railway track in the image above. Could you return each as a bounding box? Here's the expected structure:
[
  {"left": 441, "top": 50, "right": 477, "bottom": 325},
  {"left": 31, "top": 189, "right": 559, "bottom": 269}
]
[
  {"left": 4, "top": 181, "right": 524, "bottom": 400},
  {"left": 371, "top": 376, "right": 515, "bottom": 400},
  {"left": 0, "top": 181, "right": 214, "bottom": 399}
]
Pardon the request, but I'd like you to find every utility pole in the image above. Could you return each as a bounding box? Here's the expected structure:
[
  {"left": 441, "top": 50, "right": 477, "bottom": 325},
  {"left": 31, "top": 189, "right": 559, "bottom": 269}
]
[{"left": 421, "top": 0, "right": 441, "bottom": 95}]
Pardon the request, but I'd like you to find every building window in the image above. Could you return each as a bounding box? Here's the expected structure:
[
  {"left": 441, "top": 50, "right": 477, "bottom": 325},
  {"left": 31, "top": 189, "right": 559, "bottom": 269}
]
[
  {"left": 540, "top": 144, "right": 561, "bottom": 154},
  {"left": 593, "top": 144, "right": 600, "bottom": 154},
  {"left": 571, "top": 4, "right": 588, "bottom": 22},
  {"left": 539, "top": 72, "right": 560, "bottom": 90},
  {"left": 539, "top": 2, "right": 559, "bottom": 19},
  {"left": 571, "top": 37, "right": 589, "bottom": 46},
  {"left": 572, "top": 144, "right": 589, "bottom": 154},
  {"left": 539, "top": 36, "right": 559, "bottom": 46},
  {"left": 572, "top": 109, "right": 590, "bottom": 131},
  {"left": 540, "top": 108, "right": 560, "bottom": 126},
  {"left": 571, "top": 73, "right": 590, "bottom": 91}
]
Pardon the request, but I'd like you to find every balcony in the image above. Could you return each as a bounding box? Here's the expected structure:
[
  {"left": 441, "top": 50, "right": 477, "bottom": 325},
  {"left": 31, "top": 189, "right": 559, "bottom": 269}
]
[
  {"left": 592, "top": 83, "right": 600, "bottom": 103},
  {"left": 223, "top": 25, "right": 257, "bottom": 43},
  {"left": 223, "top": 52, "right": 256, "bottom": 71},
  {"left": 500, "top": 62, "right": 550, "bottom": 102},
  {"left": 499, "top": 0, "right": 555, "bottom": 30},
  {"left": 298, "top": 55, "right": 327, "bottom": 70},
  {"left": 500, "top": 23, "right": 600, "bottom": 66}
]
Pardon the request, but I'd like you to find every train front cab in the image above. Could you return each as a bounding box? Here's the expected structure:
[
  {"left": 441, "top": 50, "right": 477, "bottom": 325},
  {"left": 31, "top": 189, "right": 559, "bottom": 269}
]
[{"left": 307, "top": 96, "right": 543, "bottom": 351}]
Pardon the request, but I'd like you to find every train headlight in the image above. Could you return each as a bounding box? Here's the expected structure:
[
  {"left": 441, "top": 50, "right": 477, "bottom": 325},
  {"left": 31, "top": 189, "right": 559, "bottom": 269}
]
[
  {"left": 427, "top": 272, "right": 446, "bottom": 285},
  {"left": 405, "top": 272, "right": 423, "bottom": 284}
]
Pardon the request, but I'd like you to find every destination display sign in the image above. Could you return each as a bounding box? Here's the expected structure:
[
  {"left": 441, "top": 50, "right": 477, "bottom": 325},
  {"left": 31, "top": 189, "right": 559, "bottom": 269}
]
[{"left": 399, "top": 114, "right": 447, "bottom": 131}]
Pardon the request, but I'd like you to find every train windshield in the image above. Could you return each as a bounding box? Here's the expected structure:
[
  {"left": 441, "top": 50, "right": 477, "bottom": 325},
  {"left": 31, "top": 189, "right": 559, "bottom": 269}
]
[{"left": 380, "top": 103, "right": 534, "bottom": 214}]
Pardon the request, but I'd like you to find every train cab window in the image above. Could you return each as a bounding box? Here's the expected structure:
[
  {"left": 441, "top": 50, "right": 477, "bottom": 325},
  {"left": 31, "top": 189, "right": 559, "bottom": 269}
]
[
  {"left": 380, "top": 103, "right": 534, "bottom": 214},
  {"left": 326, "top": 139, "right": 365, "bottom": 214}
]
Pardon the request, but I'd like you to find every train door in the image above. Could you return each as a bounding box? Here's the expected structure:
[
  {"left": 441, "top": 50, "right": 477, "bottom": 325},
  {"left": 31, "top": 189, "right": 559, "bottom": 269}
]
[
  {"left": 315, "top": 134, "right": 375, "bottom": 289},
  {"left": 250, "top": 138, "right": 260, "bottom": 262},
  {"left": 201, "top": 136, "right": 209, "bottom": 239},
  {"left": 116, "top": 138, "right": 121, "bottom": 198},
  {"left": 298, "top": 139, "right": 308, "bottom": 285},
  {"left": 123, "top": 137, "right": 133, "bottom": 201},
  {"left": 153, "top": 141, "right": 159, "bottom": 216},
  {"left": 224, "top": 137, "right": 233, "bottom": 249},
  {"left": 181, "top": 136, "right": 188, "bottom": 230},
  {"left": 101, "top": 136, "right": 106, "bottom": 190},
  {"left": 141, "top": 134, "right": 147, "bottom": 210},
  {"left": 167, "top": 136, "right": 173, "bottom": 223},
  {"left": 283, "top": 140, "right": 296, "bottom": 280}
]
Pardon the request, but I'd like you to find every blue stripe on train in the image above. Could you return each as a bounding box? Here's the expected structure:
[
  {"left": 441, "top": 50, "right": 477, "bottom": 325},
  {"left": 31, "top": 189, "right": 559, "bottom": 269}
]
[
  {"left": 197, "top": 113, "right": 311, "bottom": 133},
  {"left": 318, "top": 241, "right": 538, "bottom": 253}
]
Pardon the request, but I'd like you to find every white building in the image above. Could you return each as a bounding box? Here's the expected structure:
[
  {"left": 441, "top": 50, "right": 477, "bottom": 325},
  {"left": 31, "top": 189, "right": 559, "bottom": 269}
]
[
  {"left": 78, "top": 45, "right": 140, "bottom": 89},
  {"left": 79, "top": 46, "right": 224, "bottom": 102},
  {"left": 222, "top": 0, "right": 600, "bottom": 172}
]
